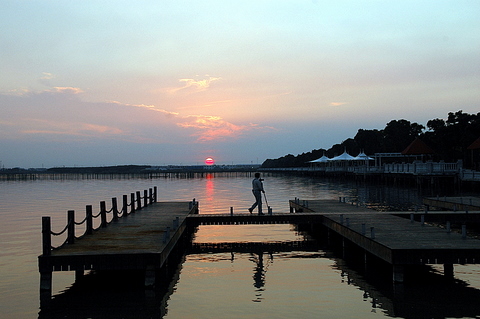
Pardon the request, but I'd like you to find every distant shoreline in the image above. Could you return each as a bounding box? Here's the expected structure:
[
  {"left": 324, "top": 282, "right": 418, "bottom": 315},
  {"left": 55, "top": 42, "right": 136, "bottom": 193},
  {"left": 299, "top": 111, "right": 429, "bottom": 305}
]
[{"left": 0, "top": 164, "right": 262, "bottom": 175}]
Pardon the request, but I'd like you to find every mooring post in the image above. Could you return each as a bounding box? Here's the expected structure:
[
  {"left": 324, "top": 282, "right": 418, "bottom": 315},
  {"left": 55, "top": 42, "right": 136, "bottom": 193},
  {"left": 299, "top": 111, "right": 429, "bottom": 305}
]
[
  {"left": 446, "top": 221, "right": 451, "bottom": 233},
  {"left": 42, "top": 216, "right": 51, "bottom": 256},
  {"left": 86, "top": 205, "right": 93, "bottom": 234},
  {"left": 144, "top": 189, "right": 148, "bottom": 207},
  {"left": 112, "top": 197, "right": 118, "bottom": 221},
  {"left": 421, "top": 214, "right": 425, "bottom": 226},
  {"left": 410, "top": 213, "right": 414, "bottom": 223},
  {"left": 340, "top": 214, "right": 344, "bottom": 225},
  {"left": 154, "top": 186, "right": 158, "bottom": 202},
  {"left": 462, "top": 225, "right": 467, "bottom": 239},
  {"left": 145, "top": 265, "right": 156, "bottom": 288},
  {"left": 361, "top": 223, "right": 366, "bottom": 236},
  {"left": 230, "top": 207, "right": 233, "bottom": 216},
  {"left": 130, "top": 193, "right": 136, "bottom": 214},
  {"left": 136, "top": 191, "right": 142, "bottom": 210},
  {"left": 149, "top": 188, "right": 153, "bottom": 204},
  {"left": 40, "top": 271, "right": 52, "bottom": 292},
  {"left": 392, "top": 265, "right": 404, "bottom": 283},
  {"left": 100, "top": 201, "right": 107, "bottom": 228},
  {"left": 123, "top": 195, "right": 128, "bottom": 216},
  {"left": 67, "top": 210, "right": 75, "bottom": 244},
  {"left": 370, "top": 227, "right": 375, "bottom": 239},
  {"left": 444, "top": 263, "right": 454, "bottom": 278}
]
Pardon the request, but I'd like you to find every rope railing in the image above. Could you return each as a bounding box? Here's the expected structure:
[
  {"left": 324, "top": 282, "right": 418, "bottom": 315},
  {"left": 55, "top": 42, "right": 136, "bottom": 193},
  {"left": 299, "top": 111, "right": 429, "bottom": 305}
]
[{"left": 42, "top": 186, "right": 158, "bottom": 255}]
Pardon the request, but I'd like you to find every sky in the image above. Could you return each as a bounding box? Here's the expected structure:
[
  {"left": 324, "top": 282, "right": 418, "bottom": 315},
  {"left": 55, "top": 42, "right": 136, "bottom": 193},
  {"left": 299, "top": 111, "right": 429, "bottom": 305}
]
[{"left": 1, "top": 1, "right": 479, "bottom": 168}]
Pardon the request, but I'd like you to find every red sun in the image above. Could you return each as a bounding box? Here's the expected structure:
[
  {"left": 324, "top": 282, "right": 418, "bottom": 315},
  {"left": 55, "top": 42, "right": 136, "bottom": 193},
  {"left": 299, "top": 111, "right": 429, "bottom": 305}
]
[{"left": 205, "top": 157, "right": 215, "bottom": 165}]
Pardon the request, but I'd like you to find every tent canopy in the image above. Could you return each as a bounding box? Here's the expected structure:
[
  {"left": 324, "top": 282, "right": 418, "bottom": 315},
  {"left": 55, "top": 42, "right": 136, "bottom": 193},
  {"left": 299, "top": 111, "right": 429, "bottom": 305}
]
[
  {"left": 354, "top": 151, "right": 374, "bottom": 160},
  {"left": 309, "top": 155, "right": 330, "bottom": 163},
  {"left": 330, "top": 150, "right": 355, "bottom": 161}
]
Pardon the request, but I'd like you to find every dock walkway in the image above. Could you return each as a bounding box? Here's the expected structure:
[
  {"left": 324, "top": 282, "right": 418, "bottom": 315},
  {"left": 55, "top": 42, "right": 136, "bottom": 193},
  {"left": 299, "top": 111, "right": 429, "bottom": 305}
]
[
  {"left": 290, "top": 199, "right": 480, "bottom": 282},
  {"left": 39, "top": 200, "right": 198, "bottom": 293}
]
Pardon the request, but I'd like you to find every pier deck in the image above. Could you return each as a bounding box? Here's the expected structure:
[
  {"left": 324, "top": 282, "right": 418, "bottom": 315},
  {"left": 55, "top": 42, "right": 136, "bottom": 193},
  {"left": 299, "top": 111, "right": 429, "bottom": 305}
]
[
  {"left": 39, "top": 201, "right": 197, "bottom": 291},
  {"left": 290, "top": 199, "right": 480, "bottom": 281},
  {"left": 423, "top": 196, "right": 480, "bottom": 211}
]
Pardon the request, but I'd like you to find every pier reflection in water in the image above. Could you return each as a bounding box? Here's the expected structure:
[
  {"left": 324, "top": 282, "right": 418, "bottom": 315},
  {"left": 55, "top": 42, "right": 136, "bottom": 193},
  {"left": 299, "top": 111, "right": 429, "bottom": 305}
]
[{"left": 38, "top": 248, "right": 480, "bottom": 319}]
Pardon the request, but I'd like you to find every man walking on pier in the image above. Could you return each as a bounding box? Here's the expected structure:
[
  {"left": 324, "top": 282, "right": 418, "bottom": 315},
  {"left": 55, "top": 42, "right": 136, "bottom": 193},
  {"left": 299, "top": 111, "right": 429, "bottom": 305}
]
[{"left": 249, "top": 173, "right": 265, "bottom": 215}]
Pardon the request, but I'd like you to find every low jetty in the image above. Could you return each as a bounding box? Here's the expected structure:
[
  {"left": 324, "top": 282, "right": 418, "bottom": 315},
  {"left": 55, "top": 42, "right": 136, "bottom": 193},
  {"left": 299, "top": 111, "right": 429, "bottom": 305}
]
[
  {"left": 290, "top": 198, "right": 480, "bottom": 282},
  {"left": 38, "top": 187, "right": 199, "bottom": 304},
  {"left": 39, "top": 190, "right": 480, "bottom": 307}
]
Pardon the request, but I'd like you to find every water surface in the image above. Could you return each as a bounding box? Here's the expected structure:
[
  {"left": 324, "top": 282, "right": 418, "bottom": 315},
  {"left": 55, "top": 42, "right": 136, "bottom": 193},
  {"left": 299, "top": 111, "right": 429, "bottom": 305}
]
[{"left": 1, "top": 173, "right": 480, "bottom": 318}]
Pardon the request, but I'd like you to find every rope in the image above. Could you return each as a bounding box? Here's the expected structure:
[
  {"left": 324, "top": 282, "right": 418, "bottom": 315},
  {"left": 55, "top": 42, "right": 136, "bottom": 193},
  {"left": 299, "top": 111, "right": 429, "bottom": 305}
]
[
  {"left": 74, "top": 215, "right": 87, "bottom": 226},
  {"left": 50, "top": 220, "right": 71, "bottom": 236},
  {"left": 51, "top": 238, "right": 69, "bottom": 250}
]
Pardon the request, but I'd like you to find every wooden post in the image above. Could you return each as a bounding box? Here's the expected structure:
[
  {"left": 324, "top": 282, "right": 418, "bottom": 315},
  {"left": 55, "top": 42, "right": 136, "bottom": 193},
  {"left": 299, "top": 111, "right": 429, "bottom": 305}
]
[
  {"left": 100, "top": 201, "right": 107, "bottom": 228},
  {"left": 123, "top": 195, "right": 128, "bottom": 216},
  {"left": 149, "top": 188, "right": 153, "bottom": 204},
  {"left": 393, "top": 265, "right": 404, "bottom": 283},
  {"left": 154, "top": 186, "right": 157, "bottom": 202},
  {"left": 42, "top": 216, "right": 52, "bottom": 256},
  {"left": 112, "top": 197, "right": 118, "bottom": 221},
  {"left": 444, "top": 263, "right": 454, "bottom": 278},
  {"left": 130, "top": 193, "right": 136, "bottom": 214},
  {"left": 136, "top": 191, "right": 142, "bottom": 210},
  {"left": 144, "top": 190, "right": 148, "bottom": 207},
  {"left": 86, "top": 205, "right": 93, "bottom": 234},
  {"left": 67, "top": 210, "right": 75, "bottom": 244},
  {"left": 230, "top": 207, "right": 234, "bottom": 216}
]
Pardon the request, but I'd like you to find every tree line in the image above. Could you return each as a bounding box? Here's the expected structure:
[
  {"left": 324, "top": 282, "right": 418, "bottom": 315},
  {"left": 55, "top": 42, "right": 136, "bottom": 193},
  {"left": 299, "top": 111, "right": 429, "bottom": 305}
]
[{"left": 261, "top": 110, "right": 480, "bottom": 169}]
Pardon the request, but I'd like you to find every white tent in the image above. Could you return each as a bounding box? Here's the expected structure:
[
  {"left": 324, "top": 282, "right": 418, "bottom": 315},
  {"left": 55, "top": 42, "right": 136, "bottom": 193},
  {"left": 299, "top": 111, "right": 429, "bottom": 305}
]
[
  {"left": 309, "top": 154, "right": 330, "bottom": 163},
  {"left": 330, "top": 150, "right": 355, "bottom": 161},
  {"left": 354, "top": 151, "right": 374, "bottom": 161}
]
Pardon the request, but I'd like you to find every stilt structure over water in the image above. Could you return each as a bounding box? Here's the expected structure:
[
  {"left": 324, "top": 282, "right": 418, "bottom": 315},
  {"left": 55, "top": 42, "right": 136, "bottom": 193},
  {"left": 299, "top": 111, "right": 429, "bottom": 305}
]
[{"left": 290, "top": 198, "right": 480, "bottom": 282}]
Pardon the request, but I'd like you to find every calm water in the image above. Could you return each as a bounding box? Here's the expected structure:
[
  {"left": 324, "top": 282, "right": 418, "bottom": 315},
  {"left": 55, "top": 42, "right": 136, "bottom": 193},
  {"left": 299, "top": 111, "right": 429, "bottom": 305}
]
[{"left": 1, "top": 174, "right": 480, "bottom": 318}]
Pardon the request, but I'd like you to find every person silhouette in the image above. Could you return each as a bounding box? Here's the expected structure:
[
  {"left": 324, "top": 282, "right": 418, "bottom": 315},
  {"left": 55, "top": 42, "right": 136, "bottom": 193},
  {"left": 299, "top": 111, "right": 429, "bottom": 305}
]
[{"left": 248, "top": 173, "right": 265, "bottom": 215}]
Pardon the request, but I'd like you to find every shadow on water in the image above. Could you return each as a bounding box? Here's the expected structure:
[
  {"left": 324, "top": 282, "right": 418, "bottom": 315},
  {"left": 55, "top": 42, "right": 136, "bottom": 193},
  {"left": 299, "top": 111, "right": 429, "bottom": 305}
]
[
  {"left": 38, "top": 260, "right": 183, "bottom": 319},
  {"left": 38, "top": 245, "right": 480, "bottom": 319},
  {"left": 330, "top": 250, "right": 480, "bottom": 319}
]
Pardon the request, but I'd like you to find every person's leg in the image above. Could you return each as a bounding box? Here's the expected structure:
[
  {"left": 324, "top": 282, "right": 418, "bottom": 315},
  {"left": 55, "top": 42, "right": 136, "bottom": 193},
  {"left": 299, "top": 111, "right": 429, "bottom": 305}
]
[
  {"left": 254, "top": 191, "right": 263, "bottom": 214},
  {"left": 249, "top": 190, "right": 258, "bottom": 212}
]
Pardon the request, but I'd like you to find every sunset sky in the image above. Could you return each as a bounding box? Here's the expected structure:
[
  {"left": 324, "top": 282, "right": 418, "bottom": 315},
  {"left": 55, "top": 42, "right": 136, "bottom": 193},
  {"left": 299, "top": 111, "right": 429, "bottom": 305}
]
[{"left": 1, "top": 1, "right": 479, "bottom": 168}]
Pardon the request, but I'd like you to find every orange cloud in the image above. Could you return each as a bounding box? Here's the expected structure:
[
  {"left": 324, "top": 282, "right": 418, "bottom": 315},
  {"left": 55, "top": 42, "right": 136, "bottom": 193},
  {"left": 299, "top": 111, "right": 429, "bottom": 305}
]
[
  {"left": 164, "top": 76, "right": 222, "bottom": 94},
  {"left": 51, "top": 87, "right": 84, "bottom": 94},
  {"left": 177, "top": 115, "right": 252, "bottom": 142},
  {"left": 21, "top": 119, "right": 123, "bottom": 137}
]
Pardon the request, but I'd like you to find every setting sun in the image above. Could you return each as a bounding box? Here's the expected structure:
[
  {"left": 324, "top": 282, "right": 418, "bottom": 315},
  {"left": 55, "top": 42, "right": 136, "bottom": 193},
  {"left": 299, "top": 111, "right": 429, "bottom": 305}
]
[{"left": 205, "top": 157, "right": 215, "bottom": 165}]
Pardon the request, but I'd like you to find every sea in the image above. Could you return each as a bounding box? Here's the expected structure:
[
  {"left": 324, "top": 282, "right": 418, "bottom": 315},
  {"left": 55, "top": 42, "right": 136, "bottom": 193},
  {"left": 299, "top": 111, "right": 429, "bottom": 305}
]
[{"left": 1, "top": 173, "right": 480, "bottom": 318}]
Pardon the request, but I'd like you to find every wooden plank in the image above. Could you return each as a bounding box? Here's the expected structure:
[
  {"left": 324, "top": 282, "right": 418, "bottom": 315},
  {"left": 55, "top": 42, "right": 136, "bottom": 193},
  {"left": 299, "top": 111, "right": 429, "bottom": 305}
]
[
  {"left": 423, "top": 196, "right": 480, "bottom": 211},
  {"left": 50, "top": 202, "right": 191, "bottom": 256},
  {"left": 294, "top": 199, "right": 480, "bottom": 265},
  {"left": 39, "top": 202, "right": 194, "bottom": 275}
]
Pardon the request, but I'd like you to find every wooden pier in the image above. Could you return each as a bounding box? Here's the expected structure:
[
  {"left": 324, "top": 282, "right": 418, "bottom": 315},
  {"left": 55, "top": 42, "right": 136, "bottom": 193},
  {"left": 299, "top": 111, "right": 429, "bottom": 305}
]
[
  {"left": 290, "top": 198, "right": 480, "bottom": 282},
  {"left": 38, "top": 187, "right": 199, "bottom": 300},
  {"left": 423, "top": 196, "right": 480, "bottom": 211},
  {"left": 39, "top": 190, "right": 480, "bottom": 303}
]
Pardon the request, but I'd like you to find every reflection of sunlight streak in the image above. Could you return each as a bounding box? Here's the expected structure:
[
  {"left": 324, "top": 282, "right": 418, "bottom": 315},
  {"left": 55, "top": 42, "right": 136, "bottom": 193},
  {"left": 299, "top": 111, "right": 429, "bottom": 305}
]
[{"left": 205, "top": 174, "right": 214, "bottom": 200}]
